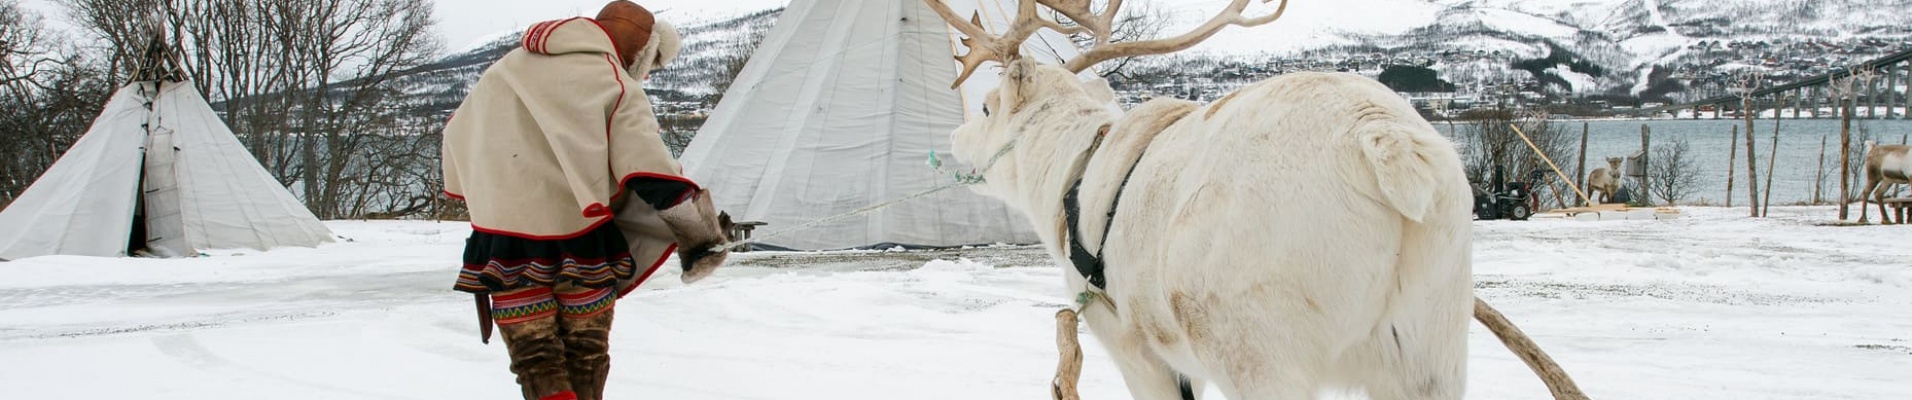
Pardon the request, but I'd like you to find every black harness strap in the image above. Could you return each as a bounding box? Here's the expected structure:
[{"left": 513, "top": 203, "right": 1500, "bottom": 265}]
[
  {"left": 1062, "top": 150, "right": 1145, "bottom": 290},
  {"left": 1062, "top": 181, "right": 1106, "bottom": 289},
  {"left": 1059, "top": 133, "right": 1192, "bottom": 400}
]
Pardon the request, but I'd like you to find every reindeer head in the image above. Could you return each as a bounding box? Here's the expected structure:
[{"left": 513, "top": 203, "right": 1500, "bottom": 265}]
[
  {"left": 928, "top": 0, "right": 1288, "bottom": 196},
  {"left": 947, "top": 59, "right": 1119, "bottom": 198},
  {"left": 1606, "top": 156, "right": 1624, "bottom": 170}
]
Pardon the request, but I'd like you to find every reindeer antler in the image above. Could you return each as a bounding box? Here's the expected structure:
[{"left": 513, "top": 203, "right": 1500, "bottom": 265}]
[
  {"left": 923, "top": 0, "right": 1062, "bottom": 89},
  {"left": 924, "top": 0, "right": 1289, "bottom": 87},
  {"left": 1060, "top": 0, "right": 1288, "bottom": 73}
]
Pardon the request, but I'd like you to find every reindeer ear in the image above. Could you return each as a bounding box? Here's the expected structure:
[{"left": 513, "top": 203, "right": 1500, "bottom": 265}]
[{"left": 1079, "top": 77, "right": 1115, "bottom": 104}]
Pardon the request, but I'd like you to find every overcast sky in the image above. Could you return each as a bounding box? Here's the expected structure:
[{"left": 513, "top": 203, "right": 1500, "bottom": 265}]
[
  {"left": 17, "top": 0, "right": 1338, "bottom": 58},
  {"left": 17, "top": 0, "right": 787, "bottom": 54}
]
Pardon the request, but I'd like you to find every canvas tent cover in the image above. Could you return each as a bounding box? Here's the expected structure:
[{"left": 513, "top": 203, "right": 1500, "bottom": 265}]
[
  {"left": 680, "top": 0, "right": 1089, "bottom": 250},
  {"left": 0, "top": 81, "right": 333, "bottom": 260}
]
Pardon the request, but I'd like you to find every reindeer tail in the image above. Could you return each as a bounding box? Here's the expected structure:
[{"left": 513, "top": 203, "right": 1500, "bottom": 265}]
[{"left": 1356, "top": 117, "right": 1452, "bottom": 223}]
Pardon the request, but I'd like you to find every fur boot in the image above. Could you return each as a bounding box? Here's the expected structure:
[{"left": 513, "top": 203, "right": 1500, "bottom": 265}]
[
  {"left": 494, "top": 287, "right": 573, "bottom": 400},
  {"left": 557, "top": 286, "right": 617, "bottom": 400}
]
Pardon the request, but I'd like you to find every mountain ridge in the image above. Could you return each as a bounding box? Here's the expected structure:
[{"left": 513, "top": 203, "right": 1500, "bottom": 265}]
[{"left": 388, "top": 0, "right": 1912, "bottom": 113}]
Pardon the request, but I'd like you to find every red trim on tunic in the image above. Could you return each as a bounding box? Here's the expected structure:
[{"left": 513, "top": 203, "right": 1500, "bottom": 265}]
[
  {"left": 469, "top": 216, "right": 614, "bottom": 241},
  {"left": 616, "top": 172, "right": 702, "bottom": 207},
  {"left": 521, "top": 21, "right": 549, "bottom": 53},
  {"left": 582, "top": 202, "right": 611, "bottom": 218},
  {"left": 599, "top": 53, "right": 633, "bottom": 205},
  {"left": 604, "top": 53, "right": 626, "bottom": 142},
  {"left": 524, "top": 18, "right": 583, "bottom": 55},
  {"left": 619, "top": 243, "right": 676, "bottom": 298},
  {"left": 462, "top": 253, "right": 625, "bottom": 268},
  {"left": 525, "top": 20, "right": 552, "bottom": 53}
]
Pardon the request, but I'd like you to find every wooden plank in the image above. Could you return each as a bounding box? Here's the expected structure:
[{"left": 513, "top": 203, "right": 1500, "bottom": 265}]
[{"left": 1538, "top": 204, "right": 1628, "bottom": 215}]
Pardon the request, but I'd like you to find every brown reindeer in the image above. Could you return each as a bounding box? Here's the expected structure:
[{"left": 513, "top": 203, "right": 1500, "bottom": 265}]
[
  {"left": 1860, "top": 141, "right": 1911, "bottom": 224},
  {"left": 1585, "top": 157, "right": 1624, "bottom": 204}
]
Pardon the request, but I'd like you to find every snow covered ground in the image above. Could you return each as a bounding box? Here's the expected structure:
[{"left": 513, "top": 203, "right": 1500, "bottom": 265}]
[{"left": 1, "top": 207, "right": 1908, "bottom": 399}]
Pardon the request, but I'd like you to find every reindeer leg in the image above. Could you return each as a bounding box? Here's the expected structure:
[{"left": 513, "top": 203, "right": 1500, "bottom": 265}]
[
  {"left": 1861, "top": 179, "right": 1879, "bottom": 224},
  {"left": 1104, "top": 343, "right": 1196, "bottom": 400},
  {"left": 1876, "top": 183, "right": 1895, "bottom": 225}
]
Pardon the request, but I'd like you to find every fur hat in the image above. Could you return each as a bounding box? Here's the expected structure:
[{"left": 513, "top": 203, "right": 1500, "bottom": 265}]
[
  {"left": 595, "top": 0, "right": 655, "bottom": 69},
  {"left": 632, "top": 19, "right": 681, "bottom": 77}
]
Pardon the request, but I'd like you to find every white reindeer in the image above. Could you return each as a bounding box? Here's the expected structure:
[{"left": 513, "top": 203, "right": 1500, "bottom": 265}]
[
  {"left": 927, "top": 1, "right": 1476, "bottom": 398},
  {"left": 1860, "top": 141, "right": 1911, "bottom": 224},
  {"left": 1585, "top": 157, "right": 1624, "bottom": 204}
]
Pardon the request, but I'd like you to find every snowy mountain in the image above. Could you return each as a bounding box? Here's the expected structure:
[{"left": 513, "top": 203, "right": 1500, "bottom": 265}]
[
  {"left": 388, "top": 0, "right": 1912, "bottom": 112},
  {"left": 385, "top": 7, "right": 783, "bottom": 114},
  {"left": 1280, "top": 0, "right": 1912, "bottom": 98}
]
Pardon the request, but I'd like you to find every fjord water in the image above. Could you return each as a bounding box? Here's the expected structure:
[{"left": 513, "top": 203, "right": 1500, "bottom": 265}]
[{"left": 1441, "top": 118, "right": 1912, "bottom": 205}]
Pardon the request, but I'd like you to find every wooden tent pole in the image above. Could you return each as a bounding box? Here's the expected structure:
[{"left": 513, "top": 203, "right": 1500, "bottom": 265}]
[{"left": 1511, "top": 124, "right": 1592, "bottom": 206}]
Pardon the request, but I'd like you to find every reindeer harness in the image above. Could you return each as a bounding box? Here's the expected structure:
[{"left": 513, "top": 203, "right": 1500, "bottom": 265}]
[{"left": 1057, "top": 124, "right": 1197, "bottom": 400}]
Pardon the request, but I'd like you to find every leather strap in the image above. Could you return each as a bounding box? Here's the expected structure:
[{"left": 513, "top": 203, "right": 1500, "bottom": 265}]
[{"left": 475, "top": 293, "right": 494, "bottom": 344}]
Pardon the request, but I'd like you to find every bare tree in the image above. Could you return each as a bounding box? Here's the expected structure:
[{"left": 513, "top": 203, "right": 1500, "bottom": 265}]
[
  {"left": 657, "top": 114, "right": 701, "bottom": 157},
  {"left": 59, "top": 0, "right": 444, "bottom": 219},
  {"left": 1845, "top": 123, "right": 1874, "bottom": 204},
  {"left": 1647, "top": 137, "right": 1699, "bottom": 205},
  {"left": 0, "top": 0, "right": 56, "bottom": 94},
  {"left": 1, "top": 1, "right": 112, "bottom": 209},
  {"left": 1055, "top": 1, "right": 1169, "bottom": 80},
  {"left": 1456, "top": 107, "right": 1577, "bottom": 208}
]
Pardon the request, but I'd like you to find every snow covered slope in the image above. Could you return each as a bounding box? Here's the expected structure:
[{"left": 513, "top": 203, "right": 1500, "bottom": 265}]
[
  {"left": 1221, "top": 0, "right": 1912, "bottom": 95},
  {"left": 1, "top": 207, "right": 1908, "bottom": 399},
  {"left": 391, "top": 7, "right": 785, "bottom": 113},
  {"left": 395, "top": 0, "right": 1911, "bottom": 107}
]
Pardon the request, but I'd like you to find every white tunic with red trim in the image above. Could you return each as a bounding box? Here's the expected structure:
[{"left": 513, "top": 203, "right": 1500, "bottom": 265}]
[{"left": 442, "top": 17, "right": 695, "bottom": 294}]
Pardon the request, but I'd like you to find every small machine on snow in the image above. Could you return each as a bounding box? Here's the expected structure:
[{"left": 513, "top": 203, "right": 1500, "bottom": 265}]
[{"left": 1473, "top": 168, "right": 1543, "bottom": 221}]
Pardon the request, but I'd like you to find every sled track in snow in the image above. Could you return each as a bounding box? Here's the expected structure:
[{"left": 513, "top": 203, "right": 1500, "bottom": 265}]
[
  {"left": 1475, "top": 279, "right": 1847, "bottom": 306},
  {"left": 153, "top": 333, "right": 414, "bottom": 400},
  {"left": 1, "top": 311, "right": 342, "bottom": 341},
  {"left": 1853, "top": 343, "right": 1912, "bottom": 356},
  {"left": 730, "top": 246, "right": 1051, "bottom": 271}
]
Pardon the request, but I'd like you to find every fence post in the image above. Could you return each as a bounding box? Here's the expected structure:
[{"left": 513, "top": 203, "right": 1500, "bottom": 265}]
[
  {"left": 1762, "top": 100, "right": 1781, "bottom": 216},
  {"left": 1576, "top": 123, "right": 1588, "bottom": 206},
  {"left": 1815, "top": 135, "right": 1827, "bottom": 204},
  {"left": 1839, "top": 91, "right": 1853, "bottom": 220},
  {"left": 1726, "top": 125, "right": 1738, "bottom": 208},
  {"left": 1640, "top": 125, "right": 1651, "bottom": 206},
  {"left": 1743, "top": 95, "right": 1761, "bottom": 217}
]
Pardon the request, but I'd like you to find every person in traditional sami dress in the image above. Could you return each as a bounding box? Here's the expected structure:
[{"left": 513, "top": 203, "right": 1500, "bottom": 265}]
[{"left": 440, "top": 2, "right": 730, "bottom": 399}]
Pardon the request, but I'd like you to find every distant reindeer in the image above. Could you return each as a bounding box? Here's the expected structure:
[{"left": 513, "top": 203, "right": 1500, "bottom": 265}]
[
  {"left": 1859, "top": 141, "right": 1910, "bottom": 224},
  {"left": 1586, "top": 157, "right": 1624, "bottom": 204}
]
